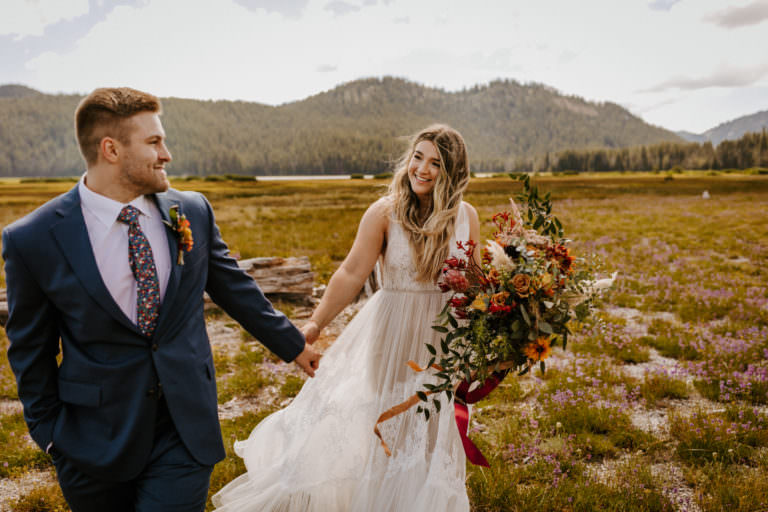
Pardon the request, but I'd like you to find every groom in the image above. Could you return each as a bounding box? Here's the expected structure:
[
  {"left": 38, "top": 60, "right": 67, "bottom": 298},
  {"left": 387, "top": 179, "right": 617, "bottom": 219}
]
[{"left": 2, "top": 87, "right": 320, "bottom": 511}]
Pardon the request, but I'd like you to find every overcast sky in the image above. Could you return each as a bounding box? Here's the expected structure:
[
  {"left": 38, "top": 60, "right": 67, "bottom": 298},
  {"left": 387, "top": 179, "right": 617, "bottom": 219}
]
[{"left": 2, "top": 0, "right": 767, "bottom": 133}]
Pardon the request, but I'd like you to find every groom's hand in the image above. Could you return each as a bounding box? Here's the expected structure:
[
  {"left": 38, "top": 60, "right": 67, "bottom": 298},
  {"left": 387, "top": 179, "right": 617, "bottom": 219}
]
[{"left": 294, "top": 345, "right": 320, "bottom": 377}]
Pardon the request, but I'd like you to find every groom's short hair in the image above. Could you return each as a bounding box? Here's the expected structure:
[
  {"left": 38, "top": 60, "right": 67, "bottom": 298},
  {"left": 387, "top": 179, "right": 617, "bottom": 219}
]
[{"left": 75, "top": 87, "right": 162, "bottom": 165}]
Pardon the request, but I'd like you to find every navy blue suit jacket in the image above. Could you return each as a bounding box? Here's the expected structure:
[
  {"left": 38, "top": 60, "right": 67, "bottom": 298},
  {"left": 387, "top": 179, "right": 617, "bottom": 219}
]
[{"left": 2, "top": 186, "right": 305, "bottom": 481}]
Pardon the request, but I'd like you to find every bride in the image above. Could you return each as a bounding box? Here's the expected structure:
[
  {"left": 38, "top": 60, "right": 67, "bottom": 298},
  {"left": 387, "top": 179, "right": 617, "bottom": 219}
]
[{"left": 213, "top": 124, "right": 480, "bottom": 511}]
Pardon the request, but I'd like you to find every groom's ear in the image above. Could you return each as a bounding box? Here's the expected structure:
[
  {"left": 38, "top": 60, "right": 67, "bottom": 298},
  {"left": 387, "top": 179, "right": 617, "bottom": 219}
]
[{"left": 99, "top": 136, "right": 120, "bottom": 164}]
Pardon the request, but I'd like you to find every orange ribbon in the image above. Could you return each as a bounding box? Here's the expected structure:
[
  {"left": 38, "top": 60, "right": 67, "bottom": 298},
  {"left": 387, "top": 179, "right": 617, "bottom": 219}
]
[{"left": 374, "top": 359, "right": 517, "bottom": 462}]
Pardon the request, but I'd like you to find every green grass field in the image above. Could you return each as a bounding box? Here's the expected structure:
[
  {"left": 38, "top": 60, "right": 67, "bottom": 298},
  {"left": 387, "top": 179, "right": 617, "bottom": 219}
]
[{"left": 1, "top": 173, "right": 767, "bottom": 511}]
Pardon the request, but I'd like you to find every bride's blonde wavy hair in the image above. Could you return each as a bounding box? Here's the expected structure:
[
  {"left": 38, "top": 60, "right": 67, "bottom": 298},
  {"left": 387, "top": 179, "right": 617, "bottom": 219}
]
[{"left": 388, "top": 124, "right": 470, "bottom": 282}]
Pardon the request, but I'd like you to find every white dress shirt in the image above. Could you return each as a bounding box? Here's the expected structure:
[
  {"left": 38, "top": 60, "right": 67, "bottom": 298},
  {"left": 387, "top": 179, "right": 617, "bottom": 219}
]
[{"left": 78, "top": 176, "right": 171, "bottom": 325}]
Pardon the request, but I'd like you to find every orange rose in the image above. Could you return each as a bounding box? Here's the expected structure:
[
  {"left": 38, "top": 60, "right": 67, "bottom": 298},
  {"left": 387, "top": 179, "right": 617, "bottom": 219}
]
[
  {"left": 491, "top": 291, "right": 509, "bottom": 306},
  {"left": 511, "top": 274, "right": 532, "bottom": 298}
]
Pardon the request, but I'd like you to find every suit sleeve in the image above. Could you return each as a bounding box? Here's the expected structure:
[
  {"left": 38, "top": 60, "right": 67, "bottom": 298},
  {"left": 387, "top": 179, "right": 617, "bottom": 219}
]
[
  {"left": 2, "top": 228, "right": 62, "bottom": 451},
  {"left": 200, "top": 196, "right": 305, "bottom": 362}
]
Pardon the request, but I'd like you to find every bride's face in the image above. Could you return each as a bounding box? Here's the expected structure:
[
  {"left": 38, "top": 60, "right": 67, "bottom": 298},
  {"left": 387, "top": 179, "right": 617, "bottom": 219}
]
[{"left": 408, "top": 140, "right": 441, "bottom": 200}]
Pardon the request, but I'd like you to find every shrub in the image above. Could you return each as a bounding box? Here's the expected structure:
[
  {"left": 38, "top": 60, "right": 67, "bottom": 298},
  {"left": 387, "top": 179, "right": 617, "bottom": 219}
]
[
  {"left": 280, "top": 375, "right": 305, "bottom": 398},
  {"left": 669, "top": 407, "right": 768, "bottom": 465},
  {"left": 640, "top": 369, "right": 689, "bottom": 406},
  {"left": 10, "top": 483, "right": 68, "bottom": 512}
]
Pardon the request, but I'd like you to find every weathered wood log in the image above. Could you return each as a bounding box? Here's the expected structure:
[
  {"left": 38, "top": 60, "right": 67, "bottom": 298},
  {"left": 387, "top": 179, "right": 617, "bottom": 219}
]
[
  {"left": 0, "top": 257, "right": 315, "bottom": 327},
  {"left": 0, "top": 288, "right": 6, "bottom": 328},
  {"left": 205, "top": 256, "right": 315, "bottom": 309}
]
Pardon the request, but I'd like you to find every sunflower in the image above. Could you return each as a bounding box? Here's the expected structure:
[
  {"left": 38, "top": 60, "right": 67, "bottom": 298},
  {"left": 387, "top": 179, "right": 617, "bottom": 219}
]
[{"left": 524, "top": 336, "right": 552, "bottom": 361}]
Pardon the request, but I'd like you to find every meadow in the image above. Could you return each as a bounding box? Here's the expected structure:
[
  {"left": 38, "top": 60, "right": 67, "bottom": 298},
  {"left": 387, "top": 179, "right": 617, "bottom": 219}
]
[{"left": 0, "top": 173, "right": 767, "bottom": 511}]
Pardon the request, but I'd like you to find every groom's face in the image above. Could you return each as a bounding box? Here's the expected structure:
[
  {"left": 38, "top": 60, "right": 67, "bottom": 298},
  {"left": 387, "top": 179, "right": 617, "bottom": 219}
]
[{"left": 116, "top": 112, "right": 172, "bottom": 196}]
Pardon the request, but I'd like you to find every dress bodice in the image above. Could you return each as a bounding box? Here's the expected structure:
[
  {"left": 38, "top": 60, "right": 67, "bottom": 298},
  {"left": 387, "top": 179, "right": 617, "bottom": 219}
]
[{"left": 379, "top": 202, "right": 470, "bottom": 292}]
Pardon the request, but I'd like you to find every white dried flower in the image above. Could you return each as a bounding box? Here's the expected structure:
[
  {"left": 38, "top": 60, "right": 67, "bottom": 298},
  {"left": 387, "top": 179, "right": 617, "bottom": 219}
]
[{"left": 485, "top": 240, "right": 516, "bottom": 271}]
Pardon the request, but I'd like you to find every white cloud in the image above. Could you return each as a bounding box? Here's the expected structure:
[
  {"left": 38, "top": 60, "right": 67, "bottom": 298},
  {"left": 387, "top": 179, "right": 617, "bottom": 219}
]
[
  {"left": 324, "top": 1, "right": 360, "bottom": 16},
  {"left": 640, "top": 62, "right": 768, "bottom": 92},
  {"left": 11, "top": 0, "right": 768, "bottom": 133},
  {"left": 648, "top": 0, "right": 682, "bottom": 12},
  {"left": 0, "top": 0, "right": 90, "bottom": 38},
  {"left": 704, "top": 0, "right": 768, "bottom": 28}
]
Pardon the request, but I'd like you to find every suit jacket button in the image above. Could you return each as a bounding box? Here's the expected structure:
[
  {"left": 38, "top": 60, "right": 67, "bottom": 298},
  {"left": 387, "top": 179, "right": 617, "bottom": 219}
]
[
  {"left": 152, "top": 344, "right": 159, "bottom": 351},
  {"left": 146, "top": 389, "right": 156, "bottom": 397}
]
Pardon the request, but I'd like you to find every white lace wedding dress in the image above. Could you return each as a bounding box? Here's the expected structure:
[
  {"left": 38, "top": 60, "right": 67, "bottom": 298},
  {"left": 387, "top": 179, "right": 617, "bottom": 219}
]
[{"left": 212, "top": 202, "right": 471, "bottom": 512}]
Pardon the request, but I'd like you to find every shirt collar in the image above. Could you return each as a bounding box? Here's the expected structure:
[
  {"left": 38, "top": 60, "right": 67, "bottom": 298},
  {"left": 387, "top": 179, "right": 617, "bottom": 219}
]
[{"left": 79, "top": 174, "right": 155, "bottom": 228}]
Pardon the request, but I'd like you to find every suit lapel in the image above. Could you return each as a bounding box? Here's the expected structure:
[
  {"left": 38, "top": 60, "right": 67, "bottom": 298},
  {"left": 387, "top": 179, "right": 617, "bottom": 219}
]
[
  {"left": 51, "top": 187, "right": 141, "bottom": 335},
  {"left": 152, "top": 192, "right": 183, "bottom": 336}
]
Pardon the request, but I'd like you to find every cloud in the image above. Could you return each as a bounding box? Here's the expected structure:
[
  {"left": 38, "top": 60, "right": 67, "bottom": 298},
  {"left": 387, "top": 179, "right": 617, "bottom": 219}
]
[
  {"left": 233, "top": 0, "right": 309, "bottom": 18},
  {"left": 316, "top": 64, "right": 337, "bottom": 72},
  {"left": 704, "top": 0, "right": 768, "bottom": 28},
  {"left": 647, "top": 0, "right": 682, "bottom": 12},
  {"left": 640, "top": 62, "right": 768, "bottom": 92},
  {"left": 0, "top": 0, "right": 90, "bottom": 38},
  {"left": 324, "top": 1, "right": 360, "bottom": 16},
  {"left": 393, "top": 16, "right": 409, "bottom": 24}
]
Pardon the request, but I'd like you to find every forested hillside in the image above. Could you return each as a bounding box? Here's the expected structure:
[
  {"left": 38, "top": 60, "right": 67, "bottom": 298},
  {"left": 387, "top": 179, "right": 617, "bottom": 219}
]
[
  {"left": 0, "top": 77, "right": 681, "bottom": 176},
  {"left": 677, "top": 110, "right": 768, "bottom": 146},
  {"left": 513, "top": 129, "right": 768, "bottom": 173}
]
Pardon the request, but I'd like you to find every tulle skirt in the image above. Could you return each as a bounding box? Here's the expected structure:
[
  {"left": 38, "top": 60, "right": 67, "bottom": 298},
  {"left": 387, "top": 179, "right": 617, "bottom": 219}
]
[{"left": 212, "top": 288, "right": 469, "bottom": 511}]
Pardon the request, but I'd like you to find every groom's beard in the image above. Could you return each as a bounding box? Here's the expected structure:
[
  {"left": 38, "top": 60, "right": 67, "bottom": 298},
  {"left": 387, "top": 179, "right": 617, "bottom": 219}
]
[{"left": 120, "top": 157, "right": 170, "bottom": 196}]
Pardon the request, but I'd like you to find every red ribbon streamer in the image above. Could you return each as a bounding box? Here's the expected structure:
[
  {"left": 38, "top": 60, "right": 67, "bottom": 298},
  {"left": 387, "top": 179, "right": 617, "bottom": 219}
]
[
  {"left": 453, "top": 370, "right": 509, "bottom": 467},
  {"left": 375, "top": 360, "right": 515, "bottom": 466}
]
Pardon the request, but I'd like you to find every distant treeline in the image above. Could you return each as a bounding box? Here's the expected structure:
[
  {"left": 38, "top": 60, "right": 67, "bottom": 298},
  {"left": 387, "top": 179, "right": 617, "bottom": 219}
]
[
  {"left": 510, "top": 129, "right": 768, "bottom": 173},
  {"left": 0, "top": 77, "right": 679, "bottom": 177}
]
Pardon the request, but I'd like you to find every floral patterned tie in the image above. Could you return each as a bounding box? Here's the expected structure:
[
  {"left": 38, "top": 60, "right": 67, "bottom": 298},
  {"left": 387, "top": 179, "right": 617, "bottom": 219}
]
[{"left": 118, "top": 205, "right": 160, "bottom": 337}]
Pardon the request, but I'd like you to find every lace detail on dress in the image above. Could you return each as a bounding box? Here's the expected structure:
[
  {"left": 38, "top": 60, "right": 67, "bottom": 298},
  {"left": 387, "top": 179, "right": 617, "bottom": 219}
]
[{"left": 380, "top": 203, "right": 470, "bottom": 292}]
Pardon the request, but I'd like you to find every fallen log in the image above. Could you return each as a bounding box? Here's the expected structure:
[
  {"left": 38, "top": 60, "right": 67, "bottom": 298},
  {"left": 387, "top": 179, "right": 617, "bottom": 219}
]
[
  {"left": 0, "top": 288, "right": 6, "bottom": 328},
  {"left": 0, "top": 257, "right": 315, "bottom": 328},
  {"left": 203, "top": 256, "right": 315, "bottom": 307}
]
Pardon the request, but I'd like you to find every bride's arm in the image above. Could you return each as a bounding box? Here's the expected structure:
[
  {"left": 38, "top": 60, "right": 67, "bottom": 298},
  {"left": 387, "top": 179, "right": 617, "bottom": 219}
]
[{"left": 302, "top": 198, "right": 389, "bottom": 343}]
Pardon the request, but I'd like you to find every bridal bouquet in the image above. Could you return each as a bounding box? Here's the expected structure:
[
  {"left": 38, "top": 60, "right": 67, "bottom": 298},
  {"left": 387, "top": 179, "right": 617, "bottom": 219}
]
[{"left": 375, "top": 175, "right": 615, "bottom": 466}]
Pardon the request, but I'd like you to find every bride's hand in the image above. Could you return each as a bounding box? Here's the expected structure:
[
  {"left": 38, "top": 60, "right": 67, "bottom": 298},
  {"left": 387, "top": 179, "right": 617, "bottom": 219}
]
[{"left": 301, "top": 320, "right": 321, "bottom": 345}]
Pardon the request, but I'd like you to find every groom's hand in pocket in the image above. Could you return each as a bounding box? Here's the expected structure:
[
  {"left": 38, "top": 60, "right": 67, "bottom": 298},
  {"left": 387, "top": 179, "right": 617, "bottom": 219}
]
[{"left": 294, "top": 345, "right": 320, "bottom": 377}]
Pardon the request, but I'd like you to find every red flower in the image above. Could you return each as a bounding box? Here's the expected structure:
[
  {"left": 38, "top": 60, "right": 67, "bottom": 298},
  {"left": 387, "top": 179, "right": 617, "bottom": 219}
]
[
  {"left": 457, "top": 240, "right": 477, "bottom": 258},
  {"left": 445, "top": 256, "right": 461, "bottom": 268},
  {"left": 488, "top": 303, "right": 512, "bottom": 315},
  {"left": 450, "top": 296, "right": 470, "bottom": 308},
  {"left": 444, "top": 269, "right": 469, "bottom": 293}
]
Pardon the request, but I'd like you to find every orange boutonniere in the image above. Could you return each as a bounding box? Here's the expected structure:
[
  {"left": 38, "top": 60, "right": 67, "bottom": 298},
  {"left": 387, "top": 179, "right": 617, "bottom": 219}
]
[{"left": 164, "top": 205, "right": 193, "bottom": 265}]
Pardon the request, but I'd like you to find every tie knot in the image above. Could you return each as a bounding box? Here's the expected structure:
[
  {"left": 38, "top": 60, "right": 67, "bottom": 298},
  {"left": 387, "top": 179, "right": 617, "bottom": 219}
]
[{"left": 118, "top": 205, "right": 141, "bottom": 226}]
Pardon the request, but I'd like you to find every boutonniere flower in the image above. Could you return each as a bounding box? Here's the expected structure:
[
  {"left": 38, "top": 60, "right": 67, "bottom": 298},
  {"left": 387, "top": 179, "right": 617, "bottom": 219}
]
[{"left": 164, "top": 205, "right": 194, "bottom": 265}]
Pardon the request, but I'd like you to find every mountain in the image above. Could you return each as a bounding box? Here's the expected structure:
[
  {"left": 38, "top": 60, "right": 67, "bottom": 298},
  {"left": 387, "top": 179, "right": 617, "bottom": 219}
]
[
  {"left": 702, "top": 110, "right": 768, "bottom": 145},
  {"left": 0, "top": 77, "right": 682, "bottom": 177},
  {"left": 0, "top": 84, "right": 42, "bottom": 99},
  {"left": 675, "top": 130, "right": 706, "bottom": 144},
  {"left": 677, "top": 110, "right": 768, "bottom": 145}
]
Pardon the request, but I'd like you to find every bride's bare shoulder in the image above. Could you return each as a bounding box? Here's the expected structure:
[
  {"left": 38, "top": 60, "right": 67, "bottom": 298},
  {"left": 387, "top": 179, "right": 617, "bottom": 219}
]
[
  {"left": 461, "top": 200, "right": 479, "bottom": 220},
  {"left": 368, "top": 196, "right": 394, "bottom": 220}
]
